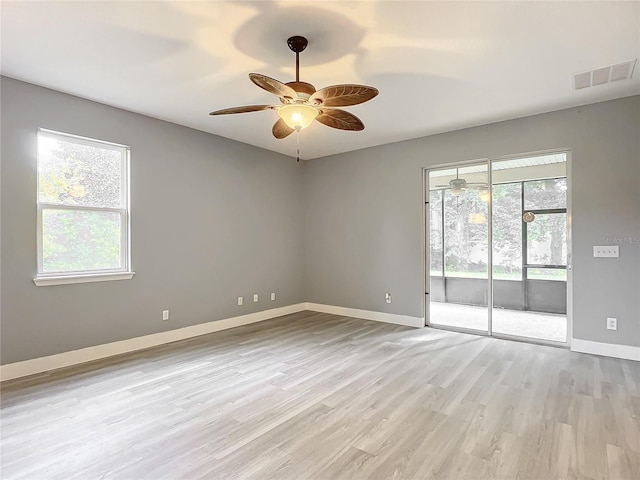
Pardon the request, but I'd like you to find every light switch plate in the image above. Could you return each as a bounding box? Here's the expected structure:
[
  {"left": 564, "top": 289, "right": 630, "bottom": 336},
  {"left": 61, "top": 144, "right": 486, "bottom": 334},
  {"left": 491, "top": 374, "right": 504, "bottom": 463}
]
[{"left": 594, "top": 246, "right": 619, "bottom": 258}]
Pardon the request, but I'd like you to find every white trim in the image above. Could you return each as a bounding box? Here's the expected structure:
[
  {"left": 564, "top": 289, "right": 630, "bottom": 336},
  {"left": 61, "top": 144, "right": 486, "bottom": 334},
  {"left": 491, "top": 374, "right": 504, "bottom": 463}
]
[
  {"left": 33, "top": 272, "right": 135, "bottom": 286},
  {"left": 305, "top": 303, "right": 424, "bottom": 328},
  {"left": 5, "top": 303, "right": 634, "bottom": 382},
  {"left": 565, "top": 151, "right": 573, "bottom": 346},
  {"left": 39, "top": 128, "right": 130, "bottom": 149},
  {"left": 487, "top": 160, "right": 493, "bottom": 334},
  {"left": 571, "top": 338, "right": 640, "bottom": 361},
  {"left": 0, "top": 303, "right": 307, "bottom": 381}
]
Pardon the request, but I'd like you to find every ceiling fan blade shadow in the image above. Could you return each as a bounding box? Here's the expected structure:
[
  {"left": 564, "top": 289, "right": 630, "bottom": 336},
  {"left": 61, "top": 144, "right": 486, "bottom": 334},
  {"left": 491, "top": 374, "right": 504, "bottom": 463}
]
[
  {"left": 310, "top": 84, "right": 378, "bottom": 107},
  {"left": 249, "top": 73, "right": 297, "bottom": 99},
  {"left": 316, "top": 109, "right": 364, "bottom": 131},
  {"left": 272, "top": 118, "right": 295, "bottom": 139},
  {"left": 209, "top": 105, "right": 275, "bottom": 115}
]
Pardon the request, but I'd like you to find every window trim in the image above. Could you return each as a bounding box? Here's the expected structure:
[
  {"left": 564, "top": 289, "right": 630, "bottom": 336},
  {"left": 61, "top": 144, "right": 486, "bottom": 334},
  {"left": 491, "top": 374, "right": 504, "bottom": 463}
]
[{"left": 34, "top": 129, "right": 134, "bottom": 286}]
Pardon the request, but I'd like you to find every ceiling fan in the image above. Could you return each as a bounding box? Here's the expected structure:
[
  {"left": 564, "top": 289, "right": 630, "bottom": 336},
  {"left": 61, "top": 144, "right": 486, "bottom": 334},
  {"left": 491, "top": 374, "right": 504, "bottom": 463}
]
[
  {"left": 209, "top": 36, "right": 379, "bottom": 142},
  {"left": 433, "top": 168, "right": 489, "bottom": 197}
]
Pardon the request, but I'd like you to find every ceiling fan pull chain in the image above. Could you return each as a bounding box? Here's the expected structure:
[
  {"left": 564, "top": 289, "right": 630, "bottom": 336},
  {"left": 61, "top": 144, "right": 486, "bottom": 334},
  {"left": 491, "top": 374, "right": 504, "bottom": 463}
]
[{"left": 296, "top": 129, "right": 301, "bottom": 162}]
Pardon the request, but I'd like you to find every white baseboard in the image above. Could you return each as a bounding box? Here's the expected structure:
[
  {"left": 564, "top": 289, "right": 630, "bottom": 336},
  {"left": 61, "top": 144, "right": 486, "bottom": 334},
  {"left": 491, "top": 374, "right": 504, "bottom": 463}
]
[
  {"left": 0, "top": 302, "right": 422, "bottom": 382},
  {"left": 6, "top": 304, "right": 635, "bottom": 381},
  {"left": 571, "top": 338, "right": 640, "bottom": 361},
  {"left": 0, "top": 303, "right": 307, "bottom": 382},
  {"left": 305, "top": 302, "right": 425, "bottom": 328}
]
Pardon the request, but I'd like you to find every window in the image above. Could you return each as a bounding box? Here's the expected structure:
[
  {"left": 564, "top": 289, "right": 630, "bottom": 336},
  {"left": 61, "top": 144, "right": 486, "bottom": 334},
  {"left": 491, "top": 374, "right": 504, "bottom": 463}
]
[{"left": 35, "top": 129, "right": 133, "bottom": 285}]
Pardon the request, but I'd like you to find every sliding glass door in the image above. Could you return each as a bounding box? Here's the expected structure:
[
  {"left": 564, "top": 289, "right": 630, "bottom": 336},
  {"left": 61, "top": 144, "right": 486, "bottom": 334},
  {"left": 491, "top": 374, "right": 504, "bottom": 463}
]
[
  {"left": 428, "top": 163, "right": 489, "bottom": 334},
  {"left": 491, "top": 158, "right": 568, "bottom": 342},
  {"left": 426, "top": 153, "right": 569, "bottom": 344}
]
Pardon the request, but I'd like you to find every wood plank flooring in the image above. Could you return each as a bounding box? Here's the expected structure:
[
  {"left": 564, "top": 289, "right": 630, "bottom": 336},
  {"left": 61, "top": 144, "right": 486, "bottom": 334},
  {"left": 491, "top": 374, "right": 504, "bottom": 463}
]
[{"left": 1, "top": 311, "right": 638, "bottom": 479}]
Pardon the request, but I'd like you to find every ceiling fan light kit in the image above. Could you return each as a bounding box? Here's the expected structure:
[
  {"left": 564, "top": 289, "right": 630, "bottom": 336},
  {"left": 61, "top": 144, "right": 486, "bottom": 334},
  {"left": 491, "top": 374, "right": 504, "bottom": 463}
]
[
  {"left": 209, "top": 35, "right": 378, "bottom": 154},
  {"left": 278, "top": 104, "right": 319, "bottom": 129}
]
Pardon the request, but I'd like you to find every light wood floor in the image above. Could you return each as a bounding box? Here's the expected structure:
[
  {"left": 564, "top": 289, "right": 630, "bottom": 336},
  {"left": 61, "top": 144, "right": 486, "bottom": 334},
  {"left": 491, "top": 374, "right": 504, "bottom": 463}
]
[{"left": 1, "top": 311, "right": 638, "bottom": 479}]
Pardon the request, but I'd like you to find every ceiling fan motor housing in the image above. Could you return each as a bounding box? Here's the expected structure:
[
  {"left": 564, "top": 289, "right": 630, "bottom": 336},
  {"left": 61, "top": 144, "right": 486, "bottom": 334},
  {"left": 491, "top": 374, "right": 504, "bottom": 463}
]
[
  {"left": 287, "top": 36, "right": 309, "bottom": 53},
  {"left": 450, "top": 178, "right": 468, "bottom": 189},
  {"left": 284, "top": 81, "right": 316, "bottom": 103}
]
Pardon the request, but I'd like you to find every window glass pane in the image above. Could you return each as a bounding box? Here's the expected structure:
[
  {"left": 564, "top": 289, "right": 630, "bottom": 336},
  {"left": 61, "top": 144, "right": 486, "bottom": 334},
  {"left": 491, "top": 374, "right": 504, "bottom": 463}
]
[
  {"left": 492, "top": 183, "right": 522, "bottom": 280},
  {"left": 527, "top": 268, "right": 567, "bottom": 281},
  {"left": 42, "top": 209, "right": 122, "bottom": 272},
  {"left": 38, "top": 134, "right": 123, "bottom": 208},
  {"left": 429, "top": 189, "right": 443, "bottom": 275},
  {"left": 444, "top": 187, "right": 488, "bottom": 279},
  {"left": 526, "top": 213, "right": 567, "bottom": 265},
  {"left": 523, "top": 178, "right": 567, "bottom": 210}
]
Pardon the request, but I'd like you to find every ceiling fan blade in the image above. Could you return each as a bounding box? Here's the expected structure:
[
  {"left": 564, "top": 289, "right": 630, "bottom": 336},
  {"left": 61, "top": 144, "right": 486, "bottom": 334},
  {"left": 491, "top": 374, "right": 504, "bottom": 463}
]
[
  {"left": 209, "top": 105, "right": 275, "bottom": 115},
  {"left": 272, "top": 118, "right": 295, "bottom": 139},
  {"left": 249, "top": 73, "right": 297, "bottom": 99},
  {"left": 309, "top": 84, "right": 379, "bottom": 107},
  {"left": 316, "top": 109, "right": 364, "bottom": 131}
]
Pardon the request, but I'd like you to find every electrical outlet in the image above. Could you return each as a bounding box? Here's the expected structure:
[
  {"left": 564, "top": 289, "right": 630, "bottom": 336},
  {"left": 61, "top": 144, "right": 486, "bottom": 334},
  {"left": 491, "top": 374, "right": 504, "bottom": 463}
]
[
  {"left": 253, "top": 293, "right": 258, "bottom": 303},
  {"left": 606, "top": 317, "right": 617, "bottom": 330},
  {"left": 594, "top": 246, "right": 619, "bottom": 258},
  {"left": 385, "top": 293, "right": 392, "bottom": 304},
  {"left": 162, "top": 310, "right": 169, "bottom": 321},
  {"left": 237, "top": 296, "right": 243, "bottom": 306},
  {"left": 271, "top": 292, "right": 276, "bottom": 301}
]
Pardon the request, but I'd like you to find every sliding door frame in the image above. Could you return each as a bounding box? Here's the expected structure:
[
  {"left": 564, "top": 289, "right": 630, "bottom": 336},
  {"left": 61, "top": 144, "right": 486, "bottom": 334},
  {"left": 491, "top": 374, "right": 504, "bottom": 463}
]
[{"left": 423, "top": 148, "right": 573, "bottom": 347}]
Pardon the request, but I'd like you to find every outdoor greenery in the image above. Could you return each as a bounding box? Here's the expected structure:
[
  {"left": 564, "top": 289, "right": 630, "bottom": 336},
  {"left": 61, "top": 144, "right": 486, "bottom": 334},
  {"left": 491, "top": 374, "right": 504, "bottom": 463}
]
[
  {"left": 430, "top": 177, "right": 567, "bottom": 281},
  {"left": 39, "top": 135, "right": 124, "bottom": 273}
]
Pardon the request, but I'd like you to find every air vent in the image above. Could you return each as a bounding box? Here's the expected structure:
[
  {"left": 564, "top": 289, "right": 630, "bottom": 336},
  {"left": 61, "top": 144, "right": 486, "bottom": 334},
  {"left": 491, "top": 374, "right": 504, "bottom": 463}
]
[
  {"left": 592, "top": 67, "right": 610, "bottom": 86},
  {"left": 611, "top": 61, "right": 634, "bottom": 82},
  {"left": 573, "top": 71, "right": 591, "bottom": 90},
  {"left": 572, "top": 59, "right": 637, "bottom": 90}
]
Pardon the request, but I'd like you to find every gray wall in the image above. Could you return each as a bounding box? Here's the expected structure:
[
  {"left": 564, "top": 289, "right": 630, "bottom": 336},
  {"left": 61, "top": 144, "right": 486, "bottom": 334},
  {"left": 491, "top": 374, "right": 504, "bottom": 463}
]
[
  {"left": 2, "top": 77, "right": 638, "bottom": 365},
  {"left": 304, "top": 96, "right": 640, "bottom": 347},
  {"left": 1, "top": 77, "right": 305, "bottom": 364}
]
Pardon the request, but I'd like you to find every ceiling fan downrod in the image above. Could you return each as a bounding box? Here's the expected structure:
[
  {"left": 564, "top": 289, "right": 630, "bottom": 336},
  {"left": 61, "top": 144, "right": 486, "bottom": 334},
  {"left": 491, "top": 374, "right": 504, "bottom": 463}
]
[{"left": 287, "top": 36, "right": 308, "bottom": 83}]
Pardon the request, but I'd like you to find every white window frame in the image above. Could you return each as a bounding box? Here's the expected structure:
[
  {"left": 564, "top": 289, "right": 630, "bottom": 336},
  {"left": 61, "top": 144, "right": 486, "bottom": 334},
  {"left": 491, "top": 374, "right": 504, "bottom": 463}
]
[{"left": 34, "top": 129, "right": 134, "bottom": 286}]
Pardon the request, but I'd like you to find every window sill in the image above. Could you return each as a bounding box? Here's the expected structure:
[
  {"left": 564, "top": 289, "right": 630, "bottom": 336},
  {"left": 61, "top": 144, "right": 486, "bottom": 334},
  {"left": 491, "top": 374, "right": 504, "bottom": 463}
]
[{"left": 33, "top": 272, "right": 135, "bottom": 286}]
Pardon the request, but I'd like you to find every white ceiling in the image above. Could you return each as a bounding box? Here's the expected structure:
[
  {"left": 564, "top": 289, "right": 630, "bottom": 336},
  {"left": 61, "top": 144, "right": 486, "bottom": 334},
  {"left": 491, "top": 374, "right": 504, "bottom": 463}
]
[{"left": 2, "top": 1, "right": 638, "bottom": 159}]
